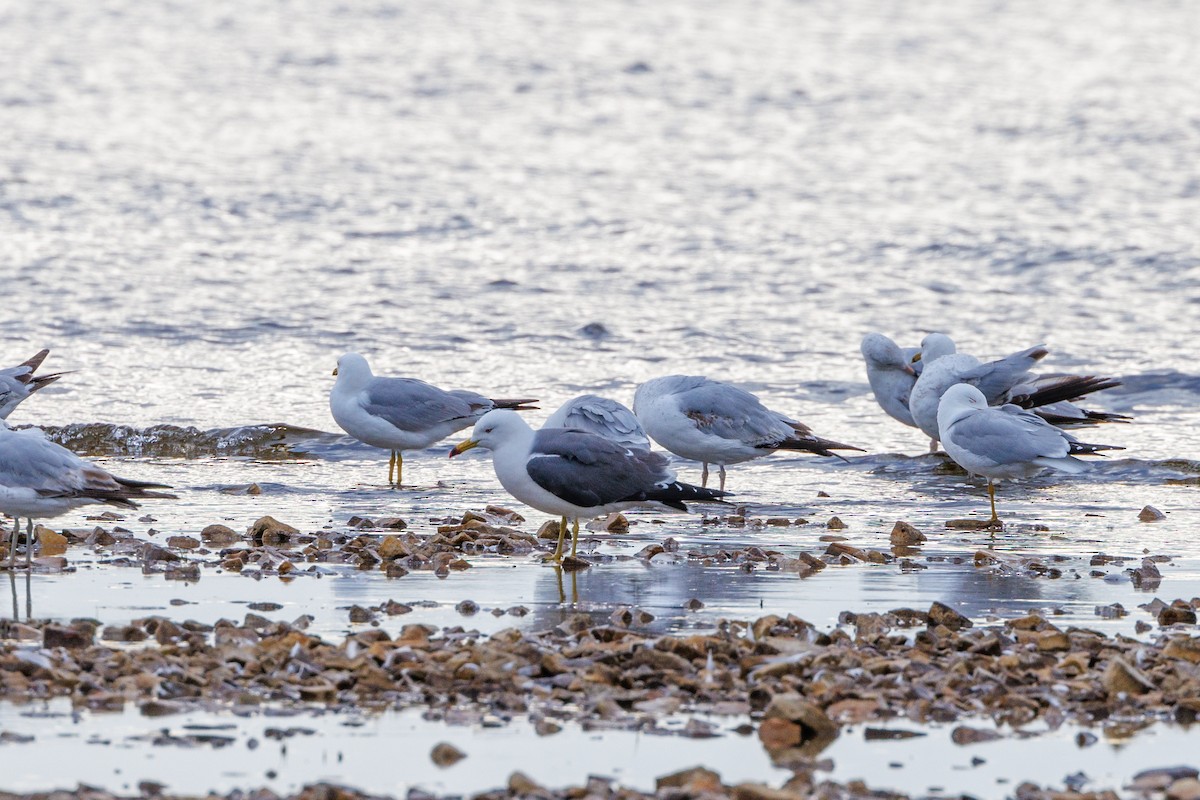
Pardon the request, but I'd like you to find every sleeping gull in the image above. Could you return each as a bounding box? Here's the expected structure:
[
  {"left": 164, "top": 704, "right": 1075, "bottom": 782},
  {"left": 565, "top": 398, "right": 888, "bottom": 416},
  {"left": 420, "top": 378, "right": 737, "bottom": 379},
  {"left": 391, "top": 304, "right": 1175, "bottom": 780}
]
[
  {"left": 909, "top": 333, "right": 1122, "bottom": 450},
  {"left": 633, "top": 375, "right": 862, "bottom": 491},
  {"left": 937, "top": 384, "right": 1122, "bottom": 526},
  {"left": 542, "top": 394, "right": 650, "bottom": 450},
  {"left": 0, "top": 420, "right": 175, "bottom": 568},
  {"left": 330, "top": 352, "right": 537, "bottom": 486},
  {"left": 1, "top": 350, "right": 65, "bottom": 420},
  {"left": 449, "top": 409, "right": 724, "bottom": 562}
]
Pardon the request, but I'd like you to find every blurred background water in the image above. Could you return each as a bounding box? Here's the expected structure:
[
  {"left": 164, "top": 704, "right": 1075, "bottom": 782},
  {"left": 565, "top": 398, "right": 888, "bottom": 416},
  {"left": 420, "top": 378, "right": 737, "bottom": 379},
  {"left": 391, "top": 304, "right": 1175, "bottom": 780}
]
[{"left": 2, "top": 0, "right": 1200, "bottom": 793}]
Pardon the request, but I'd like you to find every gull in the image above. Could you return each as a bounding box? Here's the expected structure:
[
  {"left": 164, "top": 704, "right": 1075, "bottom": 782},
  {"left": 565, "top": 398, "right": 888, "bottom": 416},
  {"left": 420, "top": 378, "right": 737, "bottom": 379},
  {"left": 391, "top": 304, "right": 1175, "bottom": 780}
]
[
  {"left": 937, "top": 384, "right": 1122, "bottom": 526},
  {"left": 860, "top": 333, "right": 921, "bottom": 429},
  {"left": 909, "top": 333, "right": 1123, "bottom": 450},
  {"left": 330, "top": 352, "right": 537, "bottom": 487},
  {"left": 449, "top": 410, "right": 725, "bottom": 562},
  {"left": 0, "top": 420, "right": 175, "bottom": 568},
  {"left": 1, "top": 350, "right": 66, "bottom": 420},
  {"left": 633, "top": 375, "right": 862, "bottom": 491},
  {"left": 542, "top": 394, "right": 650, "bottom": 450}
]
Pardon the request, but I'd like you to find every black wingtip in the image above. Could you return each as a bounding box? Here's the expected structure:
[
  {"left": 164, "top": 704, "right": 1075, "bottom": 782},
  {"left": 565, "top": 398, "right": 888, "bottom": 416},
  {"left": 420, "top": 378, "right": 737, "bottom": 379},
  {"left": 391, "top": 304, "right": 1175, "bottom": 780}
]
[{"left": 492, "top": 397, "right": 540, "bottom": 412}]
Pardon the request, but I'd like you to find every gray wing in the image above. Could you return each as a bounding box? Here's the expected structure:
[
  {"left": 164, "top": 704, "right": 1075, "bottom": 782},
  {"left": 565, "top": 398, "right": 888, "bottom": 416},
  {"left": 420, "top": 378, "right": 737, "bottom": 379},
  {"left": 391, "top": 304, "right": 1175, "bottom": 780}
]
[
  {"left": 0, "top": 430, "right": 102, "bottom": 493},
  {"left": 961, "top": 345, "right": 1048, "bottom": 404},
  {"left": 361, "top": 378, "right": 485, "bottom": 432},
  {"left": 0, "top": 373, "right": 31, "bottom": 418},
  {"left": 526, "top": 429, "right": 672, "bottom": 508},
  {"left": 947, "top": 404, "right": 1071, "bottom": 465},
  {"left": 544, "top": 395, "right": 650, "bottom": 450},
  {"left": 675, "top": 380, "right": 794, "bottom": 445}
]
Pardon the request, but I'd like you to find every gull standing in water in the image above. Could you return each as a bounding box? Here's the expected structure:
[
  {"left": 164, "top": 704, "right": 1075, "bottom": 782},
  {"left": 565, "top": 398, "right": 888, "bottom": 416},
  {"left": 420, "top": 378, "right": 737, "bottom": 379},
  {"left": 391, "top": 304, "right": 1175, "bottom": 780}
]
[
  {"left": 330, "top": 352, "right": 537, "bottom": 487},
  {"left": 0, "top": 421, "right": 175, "bottom": 568},
  {"left": 860, "top": 332, "right": 922, "bottom": 425},
  {"left": 937, "top": 384, "right": 1122, "bottom": 526},
  {"left": 633, "top": 375, "right": 862, "bottom": 491},
  {"left": 450, "top": 410, "right": 724, "bottom": 562},
  {"left": 542, "top": 394, "right": 650, "bottom": 450},
  {"left": 1, "top": 350, "right": 65, "bottom": 420}
]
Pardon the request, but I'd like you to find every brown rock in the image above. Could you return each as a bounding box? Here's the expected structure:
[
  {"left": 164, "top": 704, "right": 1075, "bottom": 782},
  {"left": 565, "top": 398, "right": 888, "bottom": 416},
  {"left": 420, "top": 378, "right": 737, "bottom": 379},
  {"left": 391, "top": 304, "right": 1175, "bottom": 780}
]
[
  {"left": 1160, "top": 604, "right": 1198, "bottom": 626},
  {"left": 376, "top": 517, "right": 408, "bottom": 530},
  {"left": 430, "top": 742, "right": 466, "bottom": 767},
  {"left": 43, "top": 624, "right": 92, "bottom": 649},
  {"left": 825, "top": 541, "right": 866, "bottom": 561},
  {"left": 656, "top": 766, "right": 722, "bottom": 793},
  {"left": 1168, "top": 778, "right": 1200, "bottom": 800},
  {"left": 890, "top": 521, "right": 926, "bottom": 546},
  {"left": 826, "top": 516, "right": 847, "bottom": 530},
  {"left": 1138, "top": 505, "right": 1166, "bottom": 522},
  {"left": 928, "top": 601, "right": 973, "bottom": 632},
  {"left": 1164, "top": 638, "right": 1200, "bottom": 663},
  {"left": 759, "top": 694, "right": 838, "bottom": 759},
  {"left": 248, "top": 516, "right": 299, "bottom": 545},
  {"left": 536, "top": 520, "right": 563, "bottom": 540},
  {"left": 378, "top": 536, "right": 409, "bottom": 560},
  {"left": 950, "top": 726, "right": 1002, "bottom": 745},
  {"left": 37, "top": 527, "right": 69, "bottom": 556},
  {"left": 1103, "top": 657, "right": 1155, "bottom": 696},
  {"left": 1035, "top": 630, "right": 1071, "bottom": 652},
  {"left": 508, "top": 772, "right": 546, "bottom": 795},
  {"left": 166, "top": 535, "right": 200, "bottom": 550},
  {"left": 201, "top": 524, "right": 240, "bottom": 545}
]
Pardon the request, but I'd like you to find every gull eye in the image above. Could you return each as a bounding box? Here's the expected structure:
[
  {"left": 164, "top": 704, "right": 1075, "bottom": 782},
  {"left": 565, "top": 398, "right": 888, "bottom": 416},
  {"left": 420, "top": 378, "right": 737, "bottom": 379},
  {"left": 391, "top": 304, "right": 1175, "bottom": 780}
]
[{"left": 484, "top": 427, "right": 494, "bottom": 433}]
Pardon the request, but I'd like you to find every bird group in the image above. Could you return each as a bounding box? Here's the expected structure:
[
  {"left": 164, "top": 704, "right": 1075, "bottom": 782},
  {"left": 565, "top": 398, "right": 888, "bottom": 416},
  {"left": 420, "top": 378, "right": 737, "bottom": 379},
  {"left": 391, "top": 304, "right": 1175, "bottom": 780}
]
[{"left": 1, "top": 335, "right": 1127, "bottom": 570}]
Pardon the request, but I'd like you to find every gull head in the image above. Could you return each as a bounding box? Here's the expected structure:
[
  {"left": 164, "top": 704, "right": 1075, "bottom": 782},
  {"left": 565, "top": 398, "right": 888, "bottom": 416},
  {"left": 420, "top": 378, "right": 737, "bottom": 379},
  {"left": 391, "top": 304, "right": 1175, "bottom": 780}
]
[
  {"left": 861, "top": 333, "right": 916, "bottom": 374},
  {"left": 916, "top": 332, "right": 957, "bottom": 364},
  {"left": 333, "top": 352, "right": 372, "bottom": 383},
  {"left": 938, "top": 383, "right": 987, "bottom": 426},
  {"left": 449, "top": 409, "right": 531, "bottom": 457}
]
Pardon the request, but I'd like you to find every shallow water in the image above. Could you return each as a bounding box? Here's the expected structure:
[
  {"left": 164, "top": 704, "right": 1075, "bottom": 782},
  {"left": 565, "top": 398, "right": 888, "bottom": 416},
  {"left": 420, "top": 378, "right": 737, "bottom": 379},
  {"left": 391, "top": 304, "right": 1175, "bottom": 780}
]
[{"left": 4, "top": 0, "right": 1200, "bottom": 795}]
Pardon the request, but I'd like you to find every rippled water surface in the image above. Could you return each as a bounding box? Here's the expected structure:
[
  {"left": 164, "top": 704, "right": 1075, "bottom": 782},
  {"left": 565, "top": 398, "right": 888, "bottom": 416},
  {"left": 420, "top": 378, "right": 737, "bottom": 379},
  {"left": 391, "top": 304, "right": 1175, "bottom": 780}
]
[{"left": 3, "top": 0, "right": 1200, "bottom": 795}]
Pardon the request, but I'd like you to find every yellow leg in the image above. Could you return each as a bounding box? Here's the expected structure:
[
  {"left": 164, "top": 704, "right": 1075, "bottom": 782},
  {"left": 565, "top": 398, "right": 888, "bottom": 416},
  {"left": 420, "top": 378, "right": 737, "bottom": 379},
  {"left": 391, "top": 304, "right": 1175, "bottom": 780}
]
[
  {"left": 570, "top": 518, "right": 580, "bottom": 558},
  {"left": 395, "top": 452, "right": 403, "bottom": 487},
  {"left": 701, "top": 462, "right": 709, "bottom": 488},
  {"left": 550, "top": 516, "right": 567, "bottom": 562},
  {"left": 387, "top": 451, "right": 396, "bottom": 485},
  {"left": 719, "top": 465, "right": 727, "bottom": 493},
  {"left": 987, "top": 481, "right": 1001, "bottom": 527}
]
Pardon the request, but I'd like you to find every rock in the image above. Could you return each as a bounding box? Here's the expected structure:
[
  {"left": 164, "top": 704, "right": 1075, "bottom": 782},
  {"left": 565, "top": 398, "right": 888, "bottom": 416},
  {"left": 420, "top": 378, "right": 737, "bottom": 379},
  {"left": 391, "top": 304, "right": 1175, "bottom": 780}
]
[
  {"left": 890, "top": 521, "right": 926, "bottom": 546},
  {"left": 142, "top": 543, "right": 180, "bottom": 563},
  {"left": 383, "top": 600, "right": 413, "bottom": 615},
  {"left": 166, "top": 535, "right": 200, "bottom": 550},
  {"left": 430, "top": 742, "right": 466, "bottom": 767},
  {"left": 536, "top": 520, "right": 562, "bottom": 540},
  {"left": 1160, "top": 603, "right": 1198, "bottom": 626},
  {"left": 533, "top": 719, "right": 561, "bottom": 736},
  {"left": 1103, "top": 657, "right": 1155, "bottom": 696},
  {"left": 376, "top": 517, "right": 408, "bottom": 530},
  {"left": 758, "top": 694, "right": 838, "bottom": 760},
  {"left": 1168, "top": 778, "right": 1200, "bottom": 800},
  {"left": 248, "top": 516, "right": 299, "bottom": 545},
  {"left": 43, "top": 624, "right": 92, "bottom": 649},
  {"left": 139, "top": 700, "right": 184, "bottom": 717},
  {"left": 456, "top": 600, "right": 479, "bottom": 616},
  {"left": 586, "top": 512, "right": 628, "bottom": 532},
  {"left": 1139, "top": 505, "right": 1166, "bottom": 522},
  {"left": 1164, "top": 638, "right": 1200, "bottom": 663},
  {"left": 950, "top": 726, "right": 1002, "bottom": 745},
  {"left": 825, "top": 542, "right": 866, "bottom": 561},
  {"left": 36, "top": 527, "right": 69, "bottom": 556},
  {"left": 1035, "top": 630, "right": 1071, "bottom": 652},
  {"left": 348, "top": 605, "right": 375, "bottom": 623},
  {"left": 826, "top": 516, "right": 847, "bottom": 530},
  {"left": 378, "top": 536, "right": 410, "bottom": 560},
  {"left": 485, "top": 505, "right": 524, "bottom": 523},
  {"left": 1130, "top": 767, "right": 1200, "bottom": 792},
  {"left": 928, "top": 601, "right": 973, "bottom": 632},
  {"left": 201, "top": 524, "right": 240, "bottom": 545},
  {"left": 656, "top": 767, "right": 722, "bottom": 793},
  {"left": 508, "top": 772, "right": 545, "bottom": 795}
]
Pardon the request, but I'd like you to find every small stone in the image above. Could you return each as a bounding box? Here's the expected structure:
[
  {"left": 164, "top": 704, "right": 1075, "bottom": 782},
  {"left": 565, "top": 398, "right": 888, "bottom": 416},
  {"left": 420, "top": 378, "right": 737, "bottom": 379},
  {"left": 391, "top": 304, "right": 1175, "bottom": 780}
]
[
  {"left": 201, "top": 524, "right": 239, "bottom": 545},
  {"left": 248, "top": 602, "right": 283, "bottom": 612},
  {"left": 1168, "top": 778, "right": 1200, "bottom": 800},
  {"left": 348, "top": 605, "right": 375, "bottom": 623},
  {"left": 376, "top": 517, "right": 408, "bottom": 530},
  {"left": 533, "top": 719, "right": 561, "bottom": 736},
  {"left": 36, "top": 527, "right": 69, "bottom": 556},
  {"left": 248, "top": 516, "right": 299, "bottom": 545},
  {"left": 656, "top": 767, "right": 722, "bottom": 793},
  {"left": 890, "top": 521, "right": 926, "bottom": 546},
  {"left": 1130, "top": 768, "right": 1200, "bottom": 793},
  {"left": 1103, "top": 657, "right": 1155, "bottom": 696},
  {"left": 455, "top": 600, "right": 479, "bottom": 616},
  {"left": 508, "top": 772, "right": 545, "bottom": 794},
  {"left": 536, "top": 520, "right": 562, "bottom": 540},
  {"left": 1035, "top": 630, "right": 1071, "bottom": 651},
  {"left": 166, "top": 535, "right": 200, "bottom": 550},
  {"left": 1138, "top": 505, "right": 1166, "bottom": 522},
  {"left": 430, "top": 742, "right": 466, "bottom": 767},
  {"left": 928, "top": 601, "right": 973, "bottom": 632},
  {"left": 950, "top": 726, "right": 1002, "bottom": 745},
  {"left": 43, "top": 624, "right": 92, "bottom": 649},
  {"left": 485, "top": 505, "right": 524, "bottom": 523},
  {"left": 826, "top": 516, "right": 846, "bottom": 530},
  {"left": 1160, "top": 603, "right": 1198, "bottom": 626}
]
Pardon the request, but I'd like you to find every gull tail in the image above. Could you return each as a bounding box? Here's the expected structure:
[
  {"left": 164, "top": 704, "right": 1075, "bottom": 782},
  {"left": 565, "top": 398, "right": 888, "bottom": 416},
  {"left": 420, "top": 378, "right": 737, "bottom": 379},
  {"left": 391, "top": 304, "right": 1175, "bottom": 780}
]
[
  {"left": 626, "top": 481, "right": 730, "bottom": 512},
  {"left": 491, "top": 397, "right": 540, "bottom": 412},
  {"left": 1067, "top": 441, "right": 1124, "bottom": 457},
  {"left": 1011, "top": 375, "right": 1122, "bottom": 410},
  {"left": 1033, "top": 403, "right": 1132, "bottom": 427},
  {"left": 773, "top": 423, "right": 865, "bottom": 459}
]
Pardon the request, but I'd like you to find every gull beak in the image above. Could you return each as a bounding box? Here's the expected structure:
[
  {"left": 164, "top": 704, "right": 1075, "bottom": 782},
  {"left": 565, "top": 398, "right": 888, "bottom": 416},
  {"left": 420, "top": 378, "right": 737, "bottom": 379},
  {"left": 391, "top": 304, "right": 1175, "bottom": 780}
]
[
  {"left": 449, "top": 439, "right": 479, "bottom": 459},
  {"left": 332, "top": 367, "right": 339, "bottom": 376},
  {"left": 903, "top": 363, "right": 917, "bottom": 376},
  {"left": 910, "top": 353, "right": 922, "bottom": 364}
]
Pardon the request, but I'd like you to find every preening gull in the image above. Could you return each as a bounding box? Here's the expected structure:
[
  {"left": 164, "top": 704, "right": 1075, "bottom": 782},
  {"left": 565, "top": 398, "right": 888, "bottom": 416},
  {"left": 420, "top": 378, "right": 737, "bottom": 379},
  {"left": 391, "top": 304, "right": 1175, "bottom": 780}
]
[
  {"left": 633, "top": 375, "right": 862, "bottom": 491},
  {"left": 937, "top": 384, "right": 1122, "bottom": 526},
  {"left": 909, "top": 334, "right": 1123, "bottom": 449},
  {"left": 860, "top": 333, "right": 921, "bottom": 428},
  {"left": 0, "top": 420, "right": 175, "bottom": 567},
  {"left": 449, "top": 410, "right": 724, "bottom": 562},
  {"left": 330, "top": 352, "right": 537, "bottom": 486},
  {"left": 1, "top": 350, "right": 65, "bottom": 420},
  {"left": 542, "top": 394, "right": 650, "bottom": 450}
]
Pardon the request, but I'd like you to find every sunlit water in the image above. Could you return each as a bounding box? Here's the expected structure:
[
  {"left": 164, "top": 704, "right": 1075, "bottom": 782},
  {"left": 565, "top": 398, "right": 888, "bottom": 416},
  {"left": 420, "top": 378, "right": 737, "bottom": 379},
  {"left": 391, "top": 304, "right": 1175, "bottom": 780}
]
[{"left": 3, "top": 0, "right": 1200, "bottom": 794}]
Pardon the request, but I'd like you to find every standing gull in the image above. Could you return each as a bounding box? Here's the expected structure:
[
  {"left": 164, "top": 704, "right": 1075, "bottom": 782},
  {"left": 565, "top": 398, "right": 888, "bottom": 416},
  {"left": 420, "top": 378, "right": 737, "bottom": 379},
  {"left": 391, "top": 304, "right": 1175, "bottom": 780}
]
[
  {"left": 937, "top": 384, "right": 1122, "bottom": 526},
  {"left": 542, "top": 394, "right": 651, "bottom": 450},
  {"left": 330, "top": 352, "right": 537, "bottom": 487},
  {"left": 909, "top": 333, "right": 1122, "bottom": 449},
  {"left": 860, "top": 333, "right": 921, "bottom": 428},
  {"left": 0, "top": 420, "right": 175, "bottom": 568},
  {"left": 449, "top": 410, "right": 724, "bottom": 562},
  {"left": 1, "top": 350, "right": 65, "bottom": 420},
  {"left": 633, "top": 375, "right": 862, "bottom": 491}
]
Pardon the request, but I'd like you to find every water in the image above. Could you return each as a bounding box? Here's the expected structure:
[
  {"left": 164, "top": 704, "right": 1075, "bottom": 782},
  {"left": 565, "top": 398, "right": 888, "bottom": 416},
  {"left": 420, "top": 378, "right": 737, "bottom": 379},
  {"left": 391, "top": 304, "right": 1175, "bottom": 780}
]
[{"left": 3, "top": 0, "right": 1200, "bottom": 795}]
